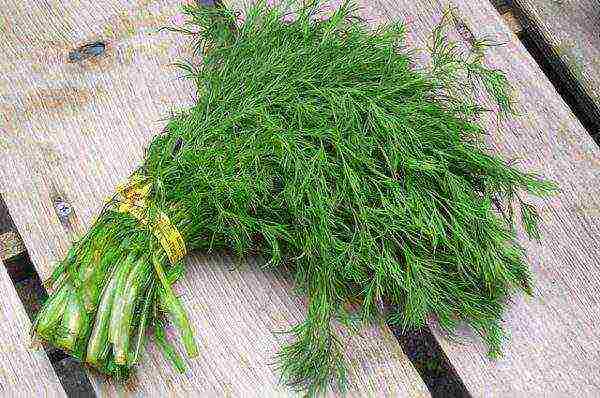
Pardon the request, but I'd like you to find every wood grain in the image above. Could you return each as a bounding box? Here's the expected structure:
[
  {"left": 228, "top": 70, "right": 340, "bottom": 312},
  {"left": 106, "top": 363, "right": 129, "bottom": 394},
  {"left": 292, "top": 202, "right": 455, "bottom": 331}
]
[
  {"left": 360, "top": 0, "right": 600, "bottom": 396},
  {"left": 0, "top": 257, "right": 66, "bottom": 397},
  {"left": 0, "top": 1, "right": 429, "bottom": 396},
  {"left": 514, "top": 0, "right": 600, "bottom": 134}
]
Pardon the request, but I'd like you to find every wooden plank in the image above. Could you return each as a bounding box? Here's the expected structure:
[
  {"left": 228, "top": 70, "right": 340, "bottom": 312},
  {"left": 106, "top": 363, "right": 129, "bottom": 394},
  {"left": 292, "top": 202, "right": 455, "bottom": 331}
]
[
  {"left": 0, "top": 1, "right": 429, "bottom": 396},
  {"left": 0, "top": 230, "right": 26, "bottom": 261},
  {"left": 513, "top": 0, "right": 600, "bottom": 134},
  {"left": 361, "top": 0, "right": 600, "bottom": 396},
  {"left": 0, "top": 257, "right": 66, "bottom": 397}
]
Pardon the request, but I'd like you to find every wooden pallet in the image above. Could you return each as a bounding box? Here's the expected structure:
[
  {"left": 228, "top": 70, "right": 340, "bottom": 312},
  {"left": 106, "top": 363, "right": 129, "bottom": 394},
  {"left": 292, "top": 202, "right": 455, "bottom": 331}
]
[
  {"left": 0, "top": 0, "right": 599, "bottom": 396},
  {"left": 0, "top": 1, "right": 428, "bottom": 396}
]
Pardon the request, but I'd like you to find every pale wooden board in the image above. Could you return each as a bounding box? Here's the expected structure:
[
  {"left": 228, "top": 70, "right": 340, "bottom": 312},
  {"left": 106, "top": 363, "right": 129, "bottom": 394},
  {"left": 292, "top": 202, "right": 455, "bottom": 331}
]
[
  {"left": 0, "top": 0, "right": 429, "bottom": 396},
  {"left": 355, "top": 0, "right": 600, "bottom": 396},
  {"left": 0, "top": 257, "right": 66, "bottom": 397},
  {"left": 514, "top": 0, "right": 600, "bottom": 125}
]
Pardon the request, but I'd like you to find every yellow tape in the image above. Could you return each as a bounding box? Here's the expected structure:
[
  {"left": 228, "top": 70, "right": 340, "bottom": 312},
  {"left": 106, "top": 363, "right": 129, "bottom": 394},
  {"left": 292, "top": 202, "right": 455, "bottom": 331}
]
[{"left": 115, "top": 174, "right": 186, "bottom": 264}]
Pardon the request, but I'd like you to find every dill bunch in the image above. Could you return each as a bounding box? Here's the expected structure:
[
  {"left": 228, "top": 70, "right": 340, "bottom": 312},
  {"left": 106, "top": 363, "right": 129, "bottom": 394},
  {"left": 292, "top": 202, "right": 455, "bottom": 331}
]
[{"left": 32, "top": 1, "right": 557, "bottom": 395}]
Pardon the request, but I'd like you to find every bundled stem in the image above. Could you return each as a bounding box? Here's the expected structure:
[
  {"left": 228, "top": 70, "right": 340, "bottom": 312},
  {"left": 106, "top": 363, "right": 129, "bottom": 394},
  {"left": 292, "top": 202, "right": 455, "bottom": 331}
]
[{"left": 32, "top": 1, "right": 557, "bottom": 396}]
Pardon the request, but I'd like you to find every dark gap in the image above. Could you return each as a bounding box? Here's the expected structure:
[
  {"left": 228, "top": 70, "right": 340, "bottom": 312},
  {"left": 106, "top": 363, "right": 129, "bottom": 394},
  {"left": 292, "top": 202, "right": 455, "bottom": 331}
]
[
  {"left": 509, "top": 3, "right": 600, "bottom": 143},
  {"left": 0, "top": 195, "right": 16, "bottom": 234},
  {"left": 389, "top": 324, "right": 471, "bottom": 398},
  {"left": 4, "top": 253, "right": 96, "bottom": 398},
  {"left": 46, "top": 349, "right": 71, "bottom": 363}
]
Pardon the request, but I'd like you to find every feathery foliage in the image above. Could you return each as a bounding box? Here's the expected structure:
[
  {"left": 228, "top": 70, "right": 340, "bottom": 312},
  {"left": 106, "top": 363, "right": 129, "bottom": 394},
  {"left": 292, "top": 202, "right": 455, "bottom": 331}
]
[{"left": 33, "top": 1, "right": 556, "bottom": 396}]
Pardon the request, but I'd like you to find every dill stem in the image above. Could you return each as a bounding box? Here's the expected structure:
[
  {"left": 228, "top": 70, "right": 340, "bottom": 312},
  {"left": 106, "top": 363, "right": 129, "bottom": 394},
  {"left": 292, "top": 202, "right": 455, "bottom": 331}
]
[
  {"left": 87, "top": 262, "right": 121, "bottom": 365},
  {"left": 55, "top": 291, "right": 85, "bottom": 354},
  {"left": 114, "top": 256, "right": 151, "bottom": 365},
  {"left": 108, "top": 253, "right": 136, "bottom": 345},
  {"left": 153, "top": 320, "right": 187, "bottom": 373},
  {"left": 36, "top": 283, "right": 70, "bottom": 338},
  {"left": 131, "top": 279, "right": 156, "bottom": 365},
  {"left": 152, "top": 254, "right": 198, "bottom": 358}
]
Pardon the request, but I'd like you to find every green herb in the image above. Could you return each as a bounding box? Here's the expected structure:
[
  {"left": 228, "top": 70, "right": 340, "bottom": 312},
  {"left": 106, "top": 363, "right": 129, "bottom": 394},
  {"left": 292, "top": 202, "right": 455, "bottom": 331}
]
[{"left": 32, "top": 1, "right": 557, "bottom": 396}]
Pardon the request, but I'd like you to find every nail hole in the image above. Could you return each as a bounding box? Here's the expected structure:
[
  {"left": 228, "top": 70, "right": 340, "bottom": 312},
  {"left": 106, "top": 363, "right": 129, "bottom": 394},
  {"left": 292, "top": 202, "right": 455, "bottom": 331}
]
[
  {"left": 67, "top": 41, "right": 106, "bottom": 63},
  {"left": 53, "top": 198, "right": 72, "bottom": 220}
]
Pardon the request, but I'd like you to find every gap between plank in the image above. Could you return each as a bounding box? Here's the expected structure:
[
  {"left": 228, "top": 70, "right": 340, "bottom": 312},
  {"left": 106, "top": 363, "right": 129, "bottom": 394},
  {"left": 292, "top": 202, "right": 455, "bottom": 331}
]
[
  {"left": 508, "top": 2, "right": 600, "bottom": 142},
  {"left": 390, "top": 324, "right": 471, "bottom": 398}
]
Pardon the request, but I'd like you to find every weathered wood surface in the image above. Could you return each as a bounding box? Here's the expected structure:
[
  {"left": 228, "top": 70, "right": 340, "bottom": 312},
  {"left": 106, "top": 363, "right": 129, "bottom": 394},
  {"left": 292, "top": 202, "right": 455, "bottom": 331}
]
[
  {"left": 0, "top": 197, "right": 26, "bottom": 261},
  {"left": 514, "top": 0, "right": 600, "bottom": 134},
  {"left": 0, "top": 0, "right": 429, "bottom": 396},
  {"left": 0, "top": 257, "right": 66, "bottom": 397},
  {"left": 0, "top": 230, "right": 26, "bottom": 261},
  {"left": 356, "top": 0, "right": 599, "bottom": 396}
]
